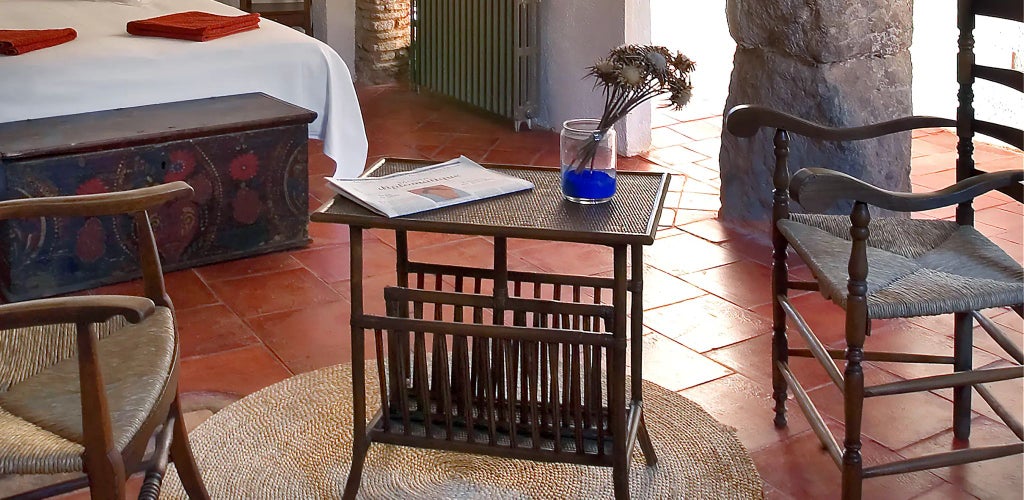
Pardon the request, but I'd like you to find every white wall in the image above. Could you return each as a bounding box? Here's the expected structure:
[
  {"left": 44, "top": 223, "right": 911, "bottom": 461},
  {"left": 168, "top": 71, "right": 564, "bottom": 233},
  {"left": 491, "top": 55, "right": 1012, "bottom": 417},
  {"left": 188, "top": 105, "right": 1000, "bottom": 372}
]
[
  {"left": 912, "top": 1, "right": 1023, "bottom": 133},
  {"left": 322, "top": 0, "right": 356, "bottom": 76},
  {"left": 537, "top": 0, "right": 652, "bottom": 156}
]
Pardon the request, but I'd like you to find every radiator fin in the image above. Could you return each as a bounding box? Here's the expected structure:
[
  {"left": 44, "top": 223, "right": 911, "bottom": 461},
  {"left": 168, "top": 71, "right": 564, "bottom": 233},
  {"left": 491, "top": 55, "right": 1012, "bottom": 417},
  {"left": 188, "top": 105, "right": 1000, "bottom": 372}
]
[{"left": 412, "top": 0, "right": 539, "bottom": 130}]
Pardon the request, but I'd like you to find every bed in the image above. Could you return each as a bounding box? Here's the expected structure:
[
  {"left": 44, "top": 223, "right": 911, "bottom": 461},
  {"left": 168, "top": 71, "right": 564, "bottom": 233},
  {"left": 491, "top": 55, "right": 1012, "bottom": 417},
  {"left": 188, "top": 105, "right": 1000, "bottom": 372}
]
[{"left": 0, "top": 0, "right": 368, "bottom": 178}]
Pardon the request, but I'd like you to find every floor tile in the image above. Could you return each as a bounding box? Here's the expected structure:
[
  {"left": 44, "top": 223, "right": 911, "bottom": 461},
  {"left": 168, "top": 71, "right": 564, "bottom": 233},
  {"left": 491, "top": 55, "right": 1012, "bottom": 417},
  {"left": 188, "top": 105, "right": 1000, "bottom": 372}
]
[
  {"left": 333, "top": 273, "right": 400, "bottom": 316},
  {"left": 176, "top": 304, "right": 262, "bottom": 358},
  {"left": 194, "top": 251, "right": 302, "bottom": 282},
  {"left": 638, "top": 265, "right": 706, "bottom": 310},
  {"left": 680, "top": 374, "right": 811, "bottom": 453},
  {"left": 291, "top": 245, "right": 352, "bottom": 283},
  {"left": 369, "top": 229, "right": 475, "bottom": 250},
  {"left": 644, "top": 294, "right": 770, "bottom": 353},
  {"left": 681, "top": 259, "right": 777, "bottom": 309},
  {"left": 911, "top": 152, "right": 958, "bottom": 176},
  {"left": 750, "top": 293, "right": 889, "bottom": 347},
  {"left": 991, "top": 308, "right": 1023, "bottom": 334},
  {"left": 705, "top": 332, "right": 837, "bottom": 394},
  {"left": 179, "top": 345, "right": 292, "bottom": 397},
  {"left": 807, "top": 367, "right": 960, "bottom": 451},
  {"left": 247, "top": 300, "right": 377, "bottom": 373},
  {"left": 89, "top": 269, "right": 219, "bottom": 311},
  {"left": 307, "top": 219, "right": 352, "bottom": 247},
  {"left": 752, "top": 422, "right": 945, "bottom": 499},
  {"left": 510, "top": 240, "right": 616, "bottom": 276},
  {"left": 408, "top": 236, "right": 500, "bottom": 269},
  {"left": 644, "top": 232, "right": 740, "bottom": 275},
  {"left": 297, "top": 237, "right": 397, "bottom": 283},
  {"left": 208, "top": 267, "right": 342, "bottom": 318},
  {"left": 900, "top": 416, "right": 1023, "bottom": 500},
  {"left": 669, "top": 118, "right": 722, "bottom": 141},
  {"left": 682, "top": 137, "right": 722, "bottom": 159},
  {"left": 629, "top": 332, "right": 732, "bottom": 391},
  {"left": 910, "top": 482, "right": 981, "bottom": 500},
  {"left": 650, "top": 126, "right": 690, "bottom": 148},
  {"left": 643, "top": 144, "right": 709, "bottom": 168},
  {"left": 680, "top": 217, "right": 736, "bottom": 243}
]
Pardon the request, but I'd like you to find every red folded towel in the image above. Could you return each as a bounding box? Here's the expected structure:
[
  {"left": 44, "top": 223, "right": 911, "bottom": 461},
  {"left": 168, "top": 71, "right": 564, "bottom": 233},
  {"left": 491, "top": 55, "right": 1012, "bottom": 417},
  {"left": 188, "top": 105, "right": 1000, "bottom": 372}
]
[
  {"left": 127, "top": 11, "right": 260, "bottom": 42},
  {"left": 0, "top": 28, "right": 77, "bottom": 55}
]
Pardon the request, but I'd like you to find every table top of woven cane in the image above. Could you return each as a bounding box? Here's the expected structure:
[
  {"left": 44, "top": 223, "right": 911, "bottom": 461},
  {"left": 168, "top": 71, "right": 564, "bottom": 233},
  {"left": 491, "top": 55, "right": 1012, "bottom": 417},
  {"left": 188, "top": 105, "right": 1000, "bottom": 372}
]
[{"left": 311, "top": 158, "right": 671, "bottom": 246}]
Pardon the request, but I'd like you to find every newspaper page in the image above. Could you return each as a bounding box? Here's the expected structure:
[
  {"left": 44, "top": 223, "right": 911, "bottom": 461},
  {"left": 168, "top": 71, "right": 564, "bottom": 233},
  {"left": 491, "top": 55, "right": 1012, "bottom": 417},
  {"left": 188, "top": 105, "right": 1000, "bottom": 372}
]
[{"left": 325, "top": 156, "right": 535, "bottom": 218}]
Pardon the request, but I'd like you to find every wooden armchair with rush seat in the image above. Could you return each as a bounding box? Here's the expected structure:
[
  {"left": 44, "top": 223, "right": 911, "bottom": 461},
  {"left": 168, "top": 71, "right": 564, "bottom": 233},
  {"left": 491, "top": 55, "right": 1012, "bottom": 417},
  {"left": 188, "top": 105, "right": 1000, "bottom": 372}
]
[
  {"left": 725, "top": 1, "right": 1023, "bottom": 498},
  {"left": 0, "top": 182, "right": 209, "bottom": 499}
]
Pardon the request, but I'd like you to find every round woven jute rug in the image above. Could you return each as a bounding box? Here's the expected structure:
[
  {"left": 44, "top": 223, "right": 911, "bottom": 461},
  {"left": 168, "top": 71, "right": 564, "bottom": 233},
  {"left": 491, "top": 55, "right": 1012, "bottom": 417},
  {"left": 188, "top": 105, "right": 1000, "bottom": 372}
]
[{"left": 162, "top": 363, "right": 762, "bottom": 499}]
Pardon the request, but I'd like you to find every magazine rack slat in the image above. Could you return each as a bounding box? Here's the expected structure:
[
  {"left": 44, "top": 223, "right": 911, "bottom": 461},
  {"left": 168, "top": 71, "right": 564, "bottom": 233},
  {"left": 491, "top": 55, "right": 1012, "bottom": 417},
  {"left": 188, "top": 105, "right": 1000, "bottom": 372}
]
[{"left": 310, "top": 158, "right": 671, "bottom": 499}]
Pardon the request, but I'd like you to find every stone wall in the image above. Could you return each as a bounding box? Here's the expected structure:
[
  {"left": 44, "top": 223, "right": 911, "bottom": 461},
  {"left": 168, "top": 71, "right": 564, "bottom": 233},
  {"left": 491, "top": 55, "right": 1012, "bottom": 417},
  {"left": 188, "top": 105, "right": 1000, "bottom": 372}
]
[
  {"left": 719, "top": 0, "right": 914, "bottom": 222},
  {"left": 355, "top": 0, "right": 411, "bottom": 84}
]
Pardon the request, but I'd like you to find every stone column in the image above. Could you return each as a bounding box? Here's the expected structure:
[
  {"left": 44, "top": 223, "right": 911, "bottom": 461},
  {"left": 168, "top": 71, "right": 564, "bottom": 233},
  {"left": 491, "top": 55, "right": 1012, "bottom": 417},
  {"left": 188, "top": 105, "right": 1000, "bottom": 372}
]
[
  {"left": 719, "top": 0, "right": 914, "bottom": 222},
  {"left": 355, "top": 0, "right": 411, "bottom": 84}
]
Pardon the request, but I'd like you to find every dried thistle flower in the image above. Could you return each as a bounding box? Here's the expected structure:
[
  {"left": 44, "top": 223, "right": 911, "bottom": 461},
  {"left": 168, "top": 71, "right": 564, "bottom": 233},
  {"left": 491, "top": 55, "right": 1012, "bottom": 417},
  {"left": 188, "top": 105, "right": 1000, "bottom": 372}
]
[
  {"left": 646, "top": 51, "right": 667, "bottom": 74},
  {"left": 618, "top": 65, "right": 644, "bottom": 87},
  {"left": 589, "top": 58, "right": 619, "bottom": 86},
  {"left": 571, "top": 45, "right": 696, "bottom": 173}
]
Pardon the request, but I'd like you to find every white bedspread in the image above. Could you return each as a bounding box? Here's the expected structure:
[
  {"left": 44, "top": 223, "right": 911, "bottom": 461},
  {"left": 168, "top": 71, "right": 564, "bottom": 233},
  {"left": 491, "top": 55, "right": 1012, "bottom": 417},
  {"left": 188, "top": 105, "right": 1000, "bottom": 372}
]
[{"left": 0, "top": 0, "right": 367, "bottom": 177}]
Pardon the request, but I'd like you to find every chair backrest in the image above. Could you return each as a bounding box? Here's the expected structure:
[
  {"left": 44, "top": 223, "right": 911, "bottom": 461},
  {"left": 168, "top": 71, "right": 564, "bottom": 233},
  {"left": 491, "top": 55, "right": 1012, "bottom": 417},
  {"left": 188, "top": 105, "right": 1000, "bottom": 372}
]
[
  {"left": 955, "top": 0, "right": 1023, "bottom": 222},
  {"left": 238, "top": 0, "right": 312, "bottom": 34}
]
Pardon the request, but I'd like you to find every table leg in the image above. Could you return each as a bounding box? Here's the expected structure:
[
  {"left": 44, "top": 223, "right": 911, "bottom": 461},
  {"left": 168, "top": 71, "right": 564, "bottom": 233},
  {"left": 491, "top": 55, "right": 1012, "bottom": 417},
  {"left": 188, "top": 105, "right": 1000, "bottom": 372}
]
[
  {"left": 493, "top": 236, "right": 508, "bottom": 307},
  {"left": 631, "top": 244, "right": 657, "bottom": 465},
  {"left": 396, "top": 230, "right": 409, "bottom": 288},
  {"left": 343, "top": 226, "right": 368, "bottom": 500},
  {"left": 612, "top": 244, "right": 630, "bottom": 500}
]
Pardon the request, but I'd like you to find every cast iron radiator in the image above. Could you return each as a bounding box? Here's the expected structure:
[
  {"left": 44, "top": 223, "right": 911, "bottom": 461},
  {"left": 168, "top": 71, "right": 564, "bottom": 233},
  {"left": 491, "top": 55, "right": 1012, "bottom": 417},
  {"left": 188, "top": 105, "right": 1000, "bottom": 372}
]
[{"left": 411, "top": 0, "right": 539, "bottom": 131}]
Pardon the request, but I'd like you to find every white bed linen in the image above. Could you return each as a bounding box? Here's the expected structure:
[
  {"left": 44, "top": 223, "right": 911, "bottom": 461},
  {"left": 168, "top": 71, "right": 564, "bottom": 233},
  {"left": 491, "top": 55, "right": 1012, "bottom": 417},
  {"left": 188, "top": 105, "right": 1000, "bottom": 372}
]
[{"left": 0, "top": 0, "right": 367, "bottom": 177}]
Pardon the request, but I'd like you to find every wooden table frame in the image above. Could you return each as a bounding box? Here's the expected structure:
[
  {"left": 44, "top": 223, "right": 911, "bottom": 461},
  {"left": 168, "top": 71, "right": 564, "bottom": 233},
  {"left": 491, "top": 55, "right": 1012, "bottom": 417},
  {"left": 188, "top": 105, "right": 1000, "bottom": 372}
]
[{"left": 311, "top": 159, "right": 671, "bottom": 499}]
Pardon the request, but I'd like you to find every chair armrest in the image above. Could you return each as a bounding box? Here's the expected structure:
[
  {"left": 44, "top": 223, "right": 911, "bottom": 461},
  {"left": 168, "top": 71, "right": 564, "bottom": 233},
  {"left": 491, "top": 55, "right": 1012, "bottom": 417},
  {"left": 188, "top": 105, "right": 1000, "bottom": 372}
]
[
  {"left": 724, "top": 105, "right": 956, "bottom": 141},
  {"left": 790, "top": 167, "right": 1024, "bottom": 212},
  {"left": 0, "top": 181, "right": 193, "bottom": 220},
  {"left": 0, "top": 295, "right": 155, "bottom": 330}
]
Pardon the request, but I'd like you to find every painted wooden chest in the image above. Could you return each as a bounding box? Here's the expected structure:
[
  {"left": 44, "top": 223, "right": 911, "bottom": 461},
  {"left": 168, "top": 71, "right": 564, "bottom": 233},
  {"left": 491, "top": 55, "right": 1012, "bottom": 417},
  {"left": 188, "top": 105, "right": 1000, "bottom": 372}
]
[{"left": 0, "top": 93, "right": 316, "bottom": 301}]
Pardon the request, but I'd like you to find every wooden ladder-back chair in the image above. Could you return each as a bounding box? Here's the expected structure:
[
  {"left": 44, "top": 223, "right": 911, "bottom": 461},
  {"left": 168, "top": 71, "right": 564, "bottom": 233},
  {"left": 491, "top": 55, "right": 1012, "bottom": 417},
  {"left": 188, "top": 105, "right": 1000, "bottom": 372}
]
[
  {"left": 240, "top": 0, "right": 313, "bottom": 35},
  {"left": 725, "top": 1, "right": 1023, "bottom": 498},
  {"left": 0, "top": 182, "right": 209, "bottom": 499}
]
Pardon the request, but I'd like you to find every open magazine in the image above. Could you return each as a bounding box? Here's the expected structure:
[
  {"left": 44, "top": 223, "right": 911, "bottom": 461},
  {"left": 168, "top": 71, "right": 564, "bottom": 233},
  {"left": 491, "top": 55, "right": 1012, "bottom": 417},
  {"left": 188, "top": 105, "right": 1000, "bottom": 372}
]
[{"left": 325, "top": 156, "right": 534, "bottom": 218}]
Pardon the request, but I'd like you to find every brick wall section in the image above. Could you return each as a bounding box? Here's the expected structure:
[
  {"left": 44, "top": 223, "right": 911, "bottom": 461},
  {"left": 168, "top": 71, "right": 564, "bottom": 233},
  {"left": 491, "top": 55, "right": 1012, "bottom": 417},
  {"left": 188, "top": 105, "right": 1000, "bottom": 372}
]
[{"left": 355, "top": 0, "right": 411, "bottom": 84}]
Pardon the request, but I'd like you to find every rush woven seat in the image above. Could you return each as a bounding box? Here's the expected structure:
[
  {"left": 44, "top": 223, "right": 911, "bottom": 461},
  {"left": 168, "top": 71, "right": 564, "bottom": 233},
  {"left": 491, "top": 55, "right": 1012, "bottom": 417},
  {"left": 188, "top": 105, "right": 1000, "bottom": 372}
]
[
  {"left": 779, "top": 214, "right": 1024, "bottom": 318},
  {"left": 0, "top": 182, "right": 209, "bottom": 499},
  {"left": 0, "top": 309, "right": 173, "bottom": 474},
  {"left": 725, "top": 2, "right": 1023, "bottom": 498}
]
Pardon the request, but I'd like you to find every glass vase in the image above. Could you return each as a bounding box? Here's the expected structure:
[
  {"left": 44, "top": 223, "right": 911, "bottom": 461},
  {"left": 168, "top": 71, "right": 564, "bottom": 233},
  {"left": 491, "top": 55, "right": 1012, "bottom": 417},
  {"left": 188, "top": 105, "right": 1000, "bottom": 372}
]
[{"left": 559, "top": 119, "right": 616, "bottom": 204}]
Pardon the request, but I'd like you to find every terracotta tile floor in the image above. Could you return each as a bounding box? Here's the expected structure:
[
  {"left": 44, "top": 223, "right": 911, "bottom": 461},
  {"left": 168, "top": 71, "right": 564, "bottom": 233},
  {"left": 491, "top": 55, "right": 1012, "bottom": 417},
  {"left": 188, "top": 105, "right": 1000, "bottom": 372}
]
[{"left": 77, "top": 85, "right": 1024, "bottom": 497}]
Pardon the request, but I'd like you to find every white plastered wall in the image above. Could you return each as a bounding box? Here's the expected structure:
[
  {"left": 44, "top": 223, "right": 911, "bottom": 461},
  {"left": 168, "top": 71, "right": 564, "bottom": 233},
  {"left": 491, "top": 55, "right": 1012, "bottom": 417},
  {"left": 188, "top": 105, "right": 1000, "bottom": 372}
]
[
  {"left": 537, "top": 0, "right": 653, "bottom": 156},
  {"left": 912, "top": 0, "right": 1023, "bottom": 132},
  {"left": 318, "top": 0, "right": 356, "bottom": 76}
]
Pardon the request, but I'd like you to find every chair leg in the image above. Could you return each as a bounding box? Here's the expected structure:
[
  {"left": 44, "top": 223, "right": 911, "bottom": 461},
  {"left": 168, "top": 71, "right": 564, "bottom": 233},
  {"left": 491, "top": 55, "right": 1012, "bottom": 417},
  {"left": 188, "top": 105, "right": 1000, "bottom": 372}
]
[
  {"left": 84, "top": 452, "right": 126, "bottom": 500},
  {"left": 841, "top": 202, "right": 869, "bottom": 500},
  {"left": 952, "top": 311, "right": 973, "bottom": 440},
  {"left": 169, "top": 395, "right": 211, "bottom": 500},
  {"left": 771, "top": 229, "right": 790, "bottom": 428},
  {"left": 841, "top": 342, "right": 866, "bottom": 500}
]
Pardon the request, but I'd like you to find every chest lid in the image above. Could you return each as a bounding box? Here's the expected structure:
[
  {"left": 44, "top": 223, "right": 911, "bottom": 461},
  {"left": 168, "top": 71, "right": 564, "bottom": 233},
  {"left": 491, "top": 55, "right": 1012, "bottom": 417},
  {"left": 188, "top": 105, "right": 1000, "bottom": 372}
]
[{"left": 0, "top": 93, "right": 317, "bottom": 162}]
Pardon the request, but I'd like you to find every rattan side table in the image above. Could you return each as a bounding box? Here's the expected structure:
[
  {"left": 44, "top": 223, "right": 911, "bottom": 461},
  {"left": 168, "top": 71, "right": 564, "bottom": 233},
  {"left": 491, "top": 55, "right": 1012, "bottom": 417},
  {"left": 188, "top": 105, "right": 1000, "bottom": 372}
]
[{"left": 311, "top": 158, "right": 671, "bottom": 500}]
